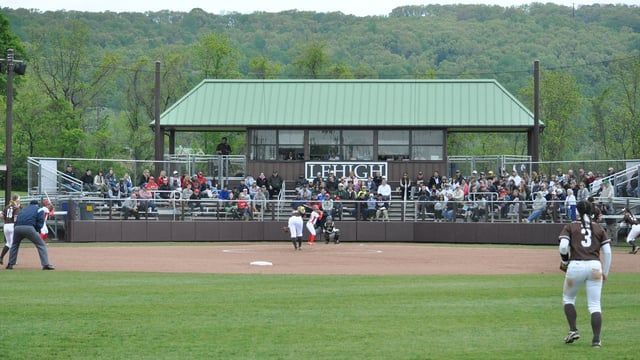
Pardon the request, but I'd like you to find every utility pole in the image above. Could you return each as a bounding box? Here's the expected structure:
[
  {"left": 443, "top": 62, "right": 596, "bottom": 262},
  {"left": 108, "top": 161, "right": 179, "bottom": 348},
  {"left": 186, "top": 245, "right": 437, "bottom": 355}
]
[
  {"left": 1, "top": 49, "right": 27, "bottom": 206},
  {"left": 154, "top": 61, "right": 163, "bottom": 177}
]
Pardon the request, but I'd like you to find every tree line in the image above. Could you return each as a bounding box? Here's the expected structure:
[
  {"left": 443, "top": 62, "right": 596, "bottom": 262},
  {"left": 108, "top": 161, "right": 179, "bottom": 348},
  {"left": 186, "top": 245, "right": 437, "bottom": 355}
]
[{"left": 0, "top": 3, "right": 639, "bottom": 191}]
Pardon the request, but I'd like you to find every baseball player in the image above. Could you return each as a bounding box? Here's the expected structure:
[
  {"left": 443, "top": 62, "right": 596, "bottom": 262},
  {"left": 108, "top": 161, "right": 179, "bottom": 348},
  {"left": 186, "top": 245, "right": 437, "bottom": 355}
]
[
  {"left": 306, "top": 204, "right": 323, "bottom": 245},
  {"left": 558, "top": 200, "right": 612, "bottom": 348},
  {"left": 288, "top": 210, "right": 304, "bottom": 250},
  {"left": 621, "top": 207, "right": 640, "bottom": 254},
  {"left": 1, "top": 194, "right": 22, "bottom": 264},
  {"left": 39, "top": 199, "right": 55, "bottom": 242},
  {"left": 323, "top": 216, "right": 340, "bottom": 244}
]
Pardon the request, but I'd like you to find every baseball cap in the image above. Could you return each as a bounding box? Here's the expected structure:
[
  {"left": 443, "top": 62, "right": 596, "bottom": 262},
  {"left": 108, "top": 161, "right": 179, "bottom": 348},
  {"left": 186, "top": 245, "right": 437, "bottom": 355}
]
[{"left": 172, "top": 170, "right": 179, "bottom": 175}]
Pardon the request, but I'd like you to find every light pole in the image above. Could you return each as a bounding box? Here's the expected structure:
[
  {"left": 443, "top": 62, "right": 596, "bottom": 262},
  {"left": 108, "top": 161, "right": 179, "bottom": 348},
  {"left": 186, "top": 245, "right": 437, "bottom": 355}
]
[{"left": 2, "top": 49, "right": 27, "bottom": 206}]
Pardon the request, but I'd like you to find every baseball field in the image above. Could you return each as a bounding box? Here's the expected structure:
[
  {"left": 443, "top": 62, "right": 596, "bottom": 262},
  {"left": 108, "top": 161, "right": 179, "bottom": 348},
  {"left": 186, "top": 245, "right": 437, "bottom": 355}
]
[{"left": 0, "top": 242, "right": 637, "bottom": 359}]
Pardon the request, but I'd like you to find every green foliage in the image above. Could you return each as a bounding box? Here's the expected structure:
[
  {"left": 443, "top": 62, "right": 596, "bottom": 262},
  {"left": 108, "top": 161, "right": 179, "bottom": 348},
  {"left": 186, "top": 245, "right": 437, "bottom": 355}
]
[
  {"left": 248, "top": 55, "right": 282, "bottom": 79},
  {"left": 192, "top": 32, "right": 241, "bottom": 79},
  {"left": 520, "top": 70, "right": 582, "bottom": 161},
  {"left": 1, "top": 4, "right": 640, "bottom": 190},
  {"left": 293, "top": 40, "right": 329, "bottom": 78},
  {"left": 0, "top": 268, "right": 638, "bottom": 359}
]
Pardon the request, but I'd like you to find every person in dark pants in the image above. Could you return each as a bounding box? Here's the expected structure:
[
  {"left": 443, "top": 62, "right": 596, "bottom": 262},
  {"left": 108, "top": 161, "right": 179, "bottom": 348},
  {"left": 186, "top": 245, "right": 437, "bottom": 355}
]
[{"left": 6, "top": 200, "right": 55, "bottom": 270}]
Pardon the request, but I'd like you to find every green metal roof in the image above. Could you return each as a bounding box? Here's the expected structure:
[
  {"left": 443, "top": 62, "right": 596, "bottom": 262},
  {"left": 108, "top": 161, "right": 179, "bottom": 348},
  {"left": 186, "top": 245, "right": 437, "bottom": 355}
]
[{"left": 159, "top": 79, "right": 535, "bottom": 130}]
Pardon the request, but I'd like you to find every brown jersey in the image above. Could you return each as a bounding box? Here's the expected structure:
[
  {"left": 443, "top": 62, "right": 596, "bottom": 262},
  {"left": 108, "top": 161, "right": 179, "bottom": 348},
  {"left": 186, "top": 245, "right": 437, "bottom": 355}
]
[
  {"left": 2, "top": 204, "right": 21, "bottom": 224},
  {"left": 559, "top": 221, "right": 611, "bottom": 261}
]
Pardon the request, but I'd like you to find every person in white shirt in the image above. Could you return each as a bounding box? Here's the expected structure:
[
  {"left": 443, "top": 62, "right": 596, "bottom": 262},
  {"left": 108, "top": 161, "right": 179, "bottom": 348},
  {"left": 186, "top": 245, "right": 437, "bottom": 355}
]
[{"left": 377, "top": 178, "right": 392, "bottom": 200}]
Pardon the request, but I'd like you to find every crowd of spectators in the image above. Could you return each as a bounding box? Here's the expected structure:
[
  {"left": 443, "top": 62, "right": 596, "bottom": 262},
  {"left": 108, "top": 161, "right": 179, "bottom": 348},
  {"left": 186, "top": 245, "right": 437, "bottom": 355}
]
[{"left": 59, "top": 161, "right": 637, "bottom": 223}]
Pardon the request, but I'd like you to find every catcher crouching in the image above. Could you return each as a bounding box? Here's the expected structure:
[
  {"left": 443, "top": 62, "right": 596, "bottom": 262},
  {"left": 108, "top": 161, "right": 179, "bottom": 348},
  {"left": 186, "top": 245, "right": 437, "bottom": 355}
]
[{"left": 323, "top": 216, "right": 340, "bottom": 244}]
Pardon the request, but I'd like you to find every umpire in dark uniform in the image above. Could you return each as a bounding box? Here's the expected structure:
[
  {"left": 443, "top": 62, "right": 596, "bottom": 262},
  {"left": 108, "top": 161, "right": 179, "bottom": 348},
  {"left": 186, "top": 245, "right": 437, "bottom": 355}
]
[{"left": 5, "top": 200, "right": 55, "bottom": 270}]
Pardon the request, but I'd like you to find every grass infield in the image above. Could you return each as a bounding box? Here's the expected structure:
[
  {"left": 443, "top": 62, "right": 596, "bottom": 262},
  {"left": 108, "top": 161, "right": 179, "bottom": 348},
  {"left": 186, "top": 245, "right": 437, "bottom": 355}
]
[{"left": 0, "top": 271, "right": 637, "bottom": 359}]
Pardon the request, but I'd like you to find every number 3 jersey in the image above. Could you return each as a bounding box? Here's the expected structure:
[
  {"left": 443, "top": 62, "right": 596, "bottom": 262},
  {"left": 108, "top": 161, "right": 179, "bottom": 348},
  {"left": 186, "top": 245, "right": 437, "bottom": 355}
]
[{"left": 559, "top": 221, "right": 611, "bottom": 261}]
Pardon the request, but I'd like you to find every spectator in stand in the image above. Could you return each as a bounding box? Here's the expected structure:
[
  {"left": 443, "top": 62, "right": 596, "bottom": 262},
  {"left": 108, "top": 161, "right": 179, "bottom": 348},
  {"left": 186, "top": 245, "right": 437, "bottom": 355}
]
[
  {"left": 599, "top": 179, "right": 614, "bottom": 215},
  {"left": 121, "top": 192, "right": 141, "bottom": 220},
  {"left": 107, "top": 184, "right": 122, "bottom": 206},
  {"left": 525, "top": 191, "right": 548, "bottom": 223},
  {"left": 576, "top": 182, "right": 590, "bottom": 203},
  {"left": 332, "top": 195, "right": 345, "bottom": 220},
  {"left": 427, "top": 170, "right": 443, "bottom": 190},
  {"left": 606, "top": 167, "right": 616, "bottom": 190},
  {"left": 138, "top": 185, "right": 157, "bottom": 213},
  {"left": 443, "top": 193, "right": 456, "bottom": 222},
  {"left": 218, "top": 185, "right": 231, "bottom": 201},
  {"left": 410, "top": 170, "right": 425, "bottom": 200},
  {"left": 312, "top": 172, "right": 324, "bottom": 189},
  {"left": 565, "top": 188, "right": 577, "bottom": 221},
  {"left": 576, "top": 168, "right": 586, "bottom": 185},
  {"left": 195, "top": 170, "right": 208, "bottom": 192},
  {"left": 377, "top": 178, "right": 392, "bottom": 200},
  {"left": 291, "top": 192, "right": 306, "bottom": 211},
  {"left": 244, "top": 175, "right": 256, "bottom": 189},
  {"left": 372, "top": 171, "right": 383, "bottom": 192},
  {"left": 253, "top": 186, "right": 267, "bottom": 215},
  {"left": 94, "top": 169, "right": 109, "bottom": 195},
  {"left": 375, "top": 193, "right": 389, "bottom": 221},
  {"left": 322, "top": 193, "right": 334, "bottom": 217},
  {"left": 157, "top": 176, "right": 177, "bottom": 205},
  {"left": 556, "top": 168, "right": 566, "bottom": 187},
  {"left": 249, "top": 182, "right": 260, "bottom": 200},
  {"left": 585, "top": 171, "right": 597, "bottom": 187},
  {"left": 122, "top": 173, "right": 133, "bottom": 196},
  {"left": 335, "top": 183, "right": 349, "bottom": 200},
  {"left": 216, "top": 136, "right": 232, "bottom": 155},
  {"left": 62, "top": 164, "right": 81, "bottom": 192},
  {"left": 181, "top": 183, "right": 194, "bottom": 205},
  {"left": 452, "top": 169, "right": 463, "bottom": 186},
  {"left": 169, "top": 170, "right": 181, "bottom": 190},
  {"left": 325, "top": 174, "right": 338, "bottom": 193},
  {"left": 80, "top": 169, "right": 98, "bottom": 192},
  {"left": 106, "top": 168, "right": 117, "bottom": 187},
  {"left": 145, "top": 176, "right": 158, "bottom": 192},
  {"left": 268, "top": 170, "right": 283, "bottom": 200},
  {"left": 201, "top": 184, "right": 216, "bottom": 199},
  {"left": 365, "top": 193, "right": 377, "bottom": 221},
  {"left": 188, "top": 189, "right": 204, "bottom": 214},
  {"left": 399, "top": 172, "right": 412, "bottom": 200},
  {"left": 365, "top": 176, "right": 376, "bottom": 192},
  {"left": 235, "top": 179, "right": 250, "bottom": 196},
  {"left": 237, "top": 193, "right": 251, "bottom": 220},
  {"left": 566, "top": 169, "right": 577, "bottom": 184},
  {"left": 299, "top": 183, "right": 313, "bottom": 200},
  {"left": 180, "top": 171, "right": 191, "bottom": 190},
  {"left": 138, "top": 169, "right": 151, "bottom": 187},
  {"left": 434, "top": 194, "right": 445, "bottom": 222},
  {"left": 416, "top": 183, "right": 431, "bottom": 221},
  {"left": 256, "top": 172, "right": 268, "bottom": 189}
]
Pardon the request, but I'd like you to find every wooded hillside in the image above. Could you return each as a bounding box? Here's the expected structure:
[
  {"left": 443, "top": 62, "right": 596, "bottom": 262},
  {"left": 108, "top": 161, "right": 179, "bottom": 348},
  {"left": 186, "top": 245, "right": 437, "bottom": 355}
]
[{"left": 0, "top": 3, "right": 639, "bottom": 188}]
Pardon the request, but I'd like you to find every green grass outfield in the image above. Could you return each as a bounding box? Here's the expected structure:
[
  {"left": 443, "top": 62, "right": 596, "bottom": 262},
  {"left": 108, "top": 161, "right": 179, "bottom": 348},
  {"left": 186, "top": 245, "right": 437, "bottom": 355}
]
[{"left": 1, "top": 270, "right": 637, "bottom": 359}]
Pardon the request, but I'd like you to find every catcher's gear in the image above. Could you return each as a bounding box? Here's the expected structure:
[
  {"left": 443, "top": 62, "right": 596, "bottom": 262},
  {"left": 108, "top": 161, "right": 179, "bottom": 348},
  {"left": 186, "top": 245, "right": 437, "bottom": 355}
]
[
  {"left": 282, "top": 226, "right": 290, "bottom": 234},
  {"left": 560, "top": 261, "right": 568, "bottom": 272}
]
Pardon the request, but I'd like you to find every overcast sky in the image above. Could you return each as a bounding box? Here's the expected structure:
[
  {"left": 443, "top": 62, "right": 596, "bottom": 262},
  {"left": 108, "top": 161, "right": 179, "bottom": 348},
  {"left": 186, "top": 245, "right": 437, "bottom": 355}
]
[{"left": 3, "top": 0, "right": 635, "bottom": 17}]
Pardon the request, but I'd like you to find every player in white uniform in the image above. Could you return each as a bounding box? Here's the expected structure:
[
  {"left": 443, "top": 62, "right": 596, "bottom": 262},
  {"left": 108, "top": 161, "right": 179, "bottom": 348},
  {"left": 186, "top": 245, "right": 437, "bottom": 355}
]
[
  {"left": 288, "top": 210, "right": 304, "bottom": 250},
  {"left": 1, "top": 195, "right": 21, "bottom": 264},
  {"left": 306, "top": 205, "right": 323, "bottom": 245},
  {"left": 558, "top": 200, "right": 612, "bottom": 348},
  {"left": 621, "top": 207, "right": 640, "bottom": 254}
]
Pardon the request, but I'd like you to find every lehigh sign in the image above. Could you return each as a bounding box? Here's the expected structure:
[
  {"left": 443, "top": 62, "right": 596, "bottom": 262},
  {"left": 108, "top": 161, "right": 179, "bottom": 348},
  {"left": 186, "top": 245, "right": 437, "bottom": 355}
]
[{"left": 305, "top": 162, "right": 387, "bottom": 180}]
